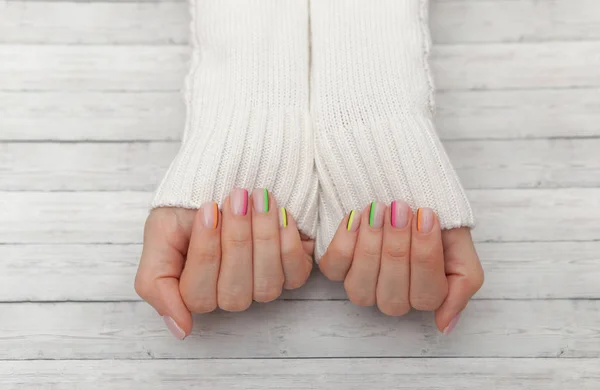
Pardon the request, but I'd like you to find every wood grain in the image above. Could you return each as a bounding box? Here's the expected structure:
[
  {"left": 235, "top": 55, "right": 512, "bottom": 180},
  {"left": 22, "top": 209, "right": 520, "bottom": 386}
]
[
  {"left": 2, "top": 0, "right": 598, "bottom": 44},
  {"left": 1, "top": 300, "right": 598, "bottom": 359},
  {"left": 2, "top": 359, "right": 599, "bottom": 390},
  {"left": 1, "top": 242, "right": 599, "bottom": 302},
  {"left": 1, "top": 42, "right": 599, "bottom": 92},
  {"left": 4, "top": 88, "right": 599, "bottom": 141},
  {"left": 2, "top": 189, "right": 599, "bottom": 244},
  {"left": 3, "top": 139, "right": 600, "bottom": 190}
]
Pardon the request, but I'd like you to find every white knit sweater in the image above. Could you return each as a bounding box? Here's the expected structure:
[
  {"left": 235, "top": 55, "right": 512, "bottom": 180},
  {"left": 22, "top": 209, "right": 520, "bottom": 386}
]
[
  {"left": 153, "top": 0, "right": 319, "bottom": 238},
  {"left": 153, "top": 0, "right": 475, "bottom": 262}
]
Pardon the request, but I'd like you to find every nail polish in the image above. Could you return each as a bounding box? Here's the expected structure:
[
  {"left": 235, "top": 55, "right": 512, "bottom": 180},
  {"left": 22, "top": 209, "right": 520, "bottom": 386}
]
[
  {"left": 417, "top": 207, "right": 434, "bottom": 233},
  {"left": 252, "top": 188, "right": 269, "bottom": 213},
  {"left": 231, "top": 188, "right": 248, "bottom": 216},
  {"left": 391, "top": 200, "right": 409, "bottom": 229},
  {"left": 280, "top": 207, "right": 288, "bottom": 228},
  {"left": 369, "top": 202, "right": 385, "bottom": 229},
  {"left": 347, "top": 210, "right": 360, "bottom": 232},
  {"left": 443, "top": 313, "right": 462, "bottom": 336},
  {"left": 163, "top": 316, "right": 186, "bottom": 340},
  {"left": 200, "top": 202, "right": 218, "bottom": 229}
]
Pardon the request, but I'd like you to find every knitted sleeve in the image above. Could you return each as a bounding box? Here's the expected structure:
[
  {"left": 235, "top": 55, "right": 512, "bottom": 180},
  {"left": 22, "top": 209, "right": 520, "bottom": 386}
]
[
  {"left": 152, "top": 0, "right": 319, "bottom": 238},
  {"left": 311, "top": 0, "right": 475, "bottom": 261}
]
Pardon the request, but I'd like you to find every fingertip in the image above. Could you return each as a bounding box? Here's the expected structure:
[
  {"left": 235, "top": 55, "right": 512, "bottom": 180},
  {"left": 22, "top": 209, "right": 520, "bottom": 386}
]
[{"left": 156, "top": 278, "right": 193, "bottom": 339}]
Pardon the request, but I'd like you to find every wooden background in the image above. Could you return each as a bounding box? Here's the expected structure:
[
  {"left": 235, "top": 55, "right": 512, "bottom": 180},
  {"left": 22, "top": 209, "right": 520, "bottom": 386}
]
[{"left": 1, "top": 0, "right": 600, "bottom": 388}]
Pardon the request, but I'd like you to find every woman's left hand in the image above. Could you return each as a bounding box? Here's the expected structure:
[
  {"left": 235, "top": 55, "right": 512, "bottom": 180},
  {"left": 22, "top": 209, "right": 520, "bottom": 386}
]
[{"left": 318, "top": 200, "right": 484, "bottom": 334}]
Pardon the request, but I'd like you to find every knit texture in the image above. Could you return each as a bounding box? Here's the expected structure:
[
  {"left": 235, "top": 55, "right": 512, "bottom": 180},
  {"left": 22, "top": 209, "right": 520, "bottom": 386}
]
[
  {"left": 311, "top": 0, "right": 475, "bottom": 261},
  {"left": 153, "top": 0, "right": 319, "bottom": 238}
]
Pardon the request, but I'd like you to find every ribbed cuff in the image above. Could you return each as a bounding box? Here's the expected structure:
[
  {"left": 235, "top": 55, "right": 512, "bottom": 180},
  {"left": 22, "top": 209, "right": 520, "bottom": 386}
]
[{"left": 153, "top": 105, "right": 318, "bottom": 239}]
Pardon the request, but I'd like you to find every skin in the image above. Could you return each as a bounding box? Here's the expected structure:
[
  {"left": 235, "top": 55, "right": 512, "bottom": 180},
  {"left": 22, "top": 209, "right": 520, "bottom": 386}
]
[{"left": 135, "top": 191, "right": 484, "bottom": 338}]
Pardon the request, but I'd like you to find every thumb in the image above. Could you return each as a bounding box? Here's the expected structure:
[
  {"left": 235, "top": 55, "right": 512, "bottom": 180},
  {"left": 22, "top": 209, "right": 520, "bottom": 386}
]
[
  {"left": 435, "top": 228, "right": 484, "bottom": 335},
  {"left": 135, "top": 207, "right": 196, "bottom": 339}
]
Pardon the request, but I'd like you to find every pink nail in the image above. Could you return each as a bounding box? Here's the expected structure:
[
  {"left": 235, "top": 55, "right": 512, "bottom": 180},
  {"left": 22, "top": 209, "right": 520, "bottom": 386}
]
[
  {"left": 163, "top": 316, "right": 186, "bottom": 340},
  {"left": 391, "top": 200, "right": 409, "bottom": 228},
  {"left": 443, "top": 313, "right": 461, "bottom": 336},
  {"left": 417, "top": 207, "right": 434, "bottom": 233},
  {"left": 368, "top": 202, "right": 385, "bottom": 229},
  {"left": 200, "top": 202, "right": 218, "bottom": 229},
  {"left": 252, "top": 188, "right": 269, "bottom": 213},
  {"left": 231, "top": 188, "right": 248, "bottom": 216}
]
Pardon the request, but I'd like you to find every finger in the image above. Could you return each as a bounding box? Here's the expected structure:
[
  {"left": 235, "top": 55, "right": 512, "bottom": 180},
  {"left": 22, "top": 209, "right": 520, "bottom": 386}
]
[
  {"left": 409, "top": 208, "right": 448, "bottom": 311},
  {"left": 435, "top": 228, "right": 484, "bottom": 334},
  {"left": 134, "top": 208, "right": 195, "bottom": 340},
  {"left": 251, "top": 189, "right": 284, "bottom": 302},
  {"left": 217, "top": 188, "right": 253, "bottom": 312},
  {"left": 344, "top": 202, "right": 385, "bottom": 307},
  {"left": 280, "top": 208, "right": 312, "bottom": 290},
  {"left": 376, "top": 200, "right": 412, "bottom": 316},
  {"left": 319, "top": 209, "right": 361, "bottom": 281},
  {"left": 179, "top": 202, "right": 221, "bottom": 313}
]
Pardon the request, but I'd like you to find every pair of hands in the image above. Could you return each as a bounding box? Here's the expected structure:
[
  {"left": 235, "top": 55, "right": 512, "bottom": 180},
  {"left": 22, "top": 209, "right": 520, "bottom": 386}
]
[{"left": 134, "top": 188, "right": 484, "bottom": 340}]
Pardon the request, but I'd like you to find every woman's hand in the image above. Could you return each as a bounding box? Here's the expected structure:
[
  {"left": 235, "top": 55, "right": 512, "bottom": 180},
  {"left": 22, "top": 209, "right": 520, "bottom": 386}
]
[
  {"left": 318, "top": 200, "right": 484, "bottom": 334},
  {"left": 134, "top": 189, "right": 313, "bottom": 339}
]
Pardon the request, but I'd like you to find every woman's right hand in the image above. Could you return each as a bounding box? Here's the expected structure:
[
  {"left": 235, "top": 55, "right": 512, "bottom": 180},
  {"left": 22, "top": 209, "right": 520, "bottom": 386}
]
[{"left": 134, "top": 188, "right": 313, "bottom": 340}]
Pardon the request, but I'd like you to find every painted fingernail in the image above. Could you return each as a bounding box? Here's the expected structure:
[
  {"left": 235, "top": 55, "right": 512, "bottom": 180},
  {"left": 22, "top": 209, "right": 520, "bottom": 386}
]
[
  {"left": 231, "top": 188, "right": 248, "bottom": 216},
  {"left": 369, "top": 202, "right": 385, "bottom": 229},
  {"left": 163, "top": 316, "right": 186, "bottom": 340},
  {"left": 252, "top": 188, "right": 269, "bottom": 213},
  {"left": 346, "top": 210, "right": 360, "bottom": 232},
  {"left": 200, "top": 202, "right": 219, "bottom": 229},
  {"left": 417, "top": 207, "right": 434, "bottom": 233},
  {"left": 391, "top": 200, "right": 409, "bottom": 229},
  {"left": 443, "top": 312, "right": 462, "bottom": 336},
  {"left": 280, "top": 207, "right": 288, "bottom": 228}
]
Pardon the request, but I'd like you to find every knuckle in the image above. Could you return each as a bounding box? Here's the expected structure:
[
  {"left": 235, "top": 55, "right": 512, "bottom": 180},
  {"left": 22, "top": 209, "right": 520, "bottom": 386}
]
[
  {"left": 134, "top": 275, "right": 152, "bottom": 301},
  {"left": 378, "top": 300, "right": 411, "bottom": 317},
  {"left": 410, "top": 294, "right": 444, "bottom": 311},
  {"left": 222, "top": 234, "right": 252, "bottom": 251},
  {"left": 412, "top": 252, "right": 440, "bottom": 270},
  {"left": 358, "top": 241, "right": 381, "bottom": 258},
  {"left": 383, "top": 241, "right": 410, "bottom": 261},
  {"left": 183, "top": 295, "right": 217, "bottom": 314},
  {"left": 218, "top": 293, "right": 252, "bottom": 312},
  {"left": 344, "top": 281, "right": 376, "bottom": 307},
  {"left": 468, "top": 268, "right": 485, "bottom": 293},
  {"left": 254, "top": 278, "right": 284, "bottom": 303}
]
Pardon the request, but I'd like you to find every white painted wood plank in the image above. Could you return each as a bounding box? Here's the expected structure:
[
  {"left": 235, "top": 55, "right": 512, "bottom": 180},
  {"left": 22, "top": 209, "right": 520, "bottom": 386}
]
[
  {"left": 3, "top": 89, "right": 598, "bottom": 141},
  {"left": 431, "top": 0, "right": 600, "bottom": 43},
  {"left": 1, "top": 43, "right": 598, "bottom": 91},
  {"left": 2, "top": 1, "right": 598, "bottom": 44},
  {"left": 0, "top": 2, "right": 189, "bottom": 45},
  {"left": 0, "top": 92, "right": 185, "bottom": 141},
  {"left": 3, "top": 139, "right": 599, "bottom": 191},
  {"left": 0, "top": 45, "right": 189, "bottom": 91},
  {"left": 1, "top": 300, "right": 597, "bottom": 359},
  {"left": 1, "top": 242, "right": 598, "bottom": 302},
  {"left": 1, "top": 189, "right": 599, "bottom": 244},
  {"left": 2, "top": 359, "right": 599, "bottom": 390}
]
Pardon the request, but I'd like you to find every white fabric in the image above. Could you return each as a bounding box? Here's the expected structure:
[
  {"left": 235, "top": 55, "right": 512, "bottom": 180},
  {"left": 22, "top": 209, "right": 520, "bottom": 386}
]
[
  {"left": 152, "top": 0, "right": 319, "bottom": 238},
  {"left": 311, "top": 0, "right": 475, "bottom": 261}
]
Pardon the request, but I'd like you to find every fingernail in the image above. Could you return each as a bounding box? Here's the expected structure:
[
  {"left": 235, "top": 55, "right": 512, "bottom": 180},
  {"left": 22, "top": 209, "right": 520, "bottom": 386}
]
[
  {"left": 369, "top": 202, "right": 385, "bottom": 229},
  {"left": 417, "top": 207, "right": 434, "bottom": 233},
  {"left": 200, "top": 202, "right": 218, "bottom": 229},
  {"left": 443, "top": 312, "right": 461, "bottom": 336},
  {"left": 279, "top": 207, "right": 288, "bottom": 228},
  {"left": 346, "top": 210, "right": 359, "bottom": 232},
  {"left": 252, "top": 188, "right": 269, "bottom": 213},
  {"left": 391, "top": 200, "right": 409, "bottom": 229},
  {"left": 231, "top": 188, "right": 248, "bottom": 216},
  {"left": 163, "top": 316, "right": 186, "bottom": 340}
]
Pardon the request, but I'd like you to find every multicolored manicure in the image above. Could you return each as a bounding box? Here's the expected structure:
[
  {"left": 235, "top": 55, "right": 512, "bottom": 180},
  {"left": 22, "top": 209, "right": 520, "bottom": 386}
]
[
  {"left": 231, "top": 188, "right": 248, "bottom": 216},
  {"left": 201, "top": 201, "right": 219, "bottom": 229},
  {"left": 369, "top": 202, "right": 385, "bottom": 229},
  {"left": 280, "top": 207, "right": 288, "bottom": 228},
  {"left": 346, "top": 210, "right": 359, "bottom": 232},
  {"left": 417, "top": 207, "right": 434, "bottom": 233},
  {"left": 252, "top": 188, "right": 269, "bottom": 213}
]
